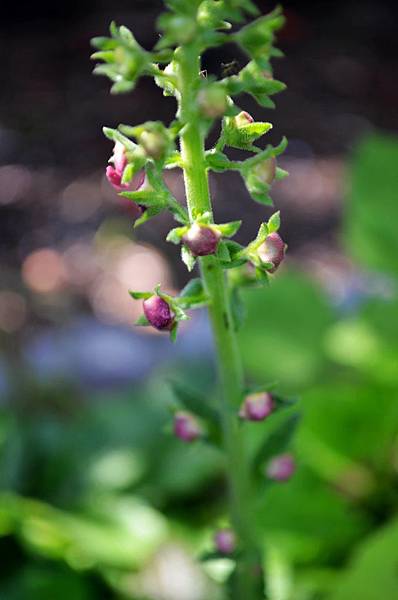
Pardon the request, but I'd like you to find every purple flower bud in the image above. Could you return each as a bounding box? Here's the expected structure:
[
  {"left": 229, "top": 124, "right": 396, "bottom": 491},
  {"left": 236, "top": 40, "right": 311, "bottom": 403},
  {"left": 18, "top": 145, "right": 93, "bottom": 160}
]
[
  {"left": 174, "top": 412, "right": 202, "bottom": 442},
  {"left": 143, "top": 295, "right": 174, "bottom": 331},
  {"left": 253, "top": 157, "right": 276, "bottom": 185},
  {"left": 182, "top": 224, "right": 221, "bottom": 257},
  {"left": 239, "top": 392, "right": 274, "bottom": 421},
  {"left": 234, "top": 111, "right": 254, "bottom": 127},
  {"left": 257, "top": 232, "right": 286, "bottom": 273},
  {"left": 214, "top": 529, "right": 236, "bottom": 555},
  {"left": 266, "top": 453, "right": 295, "bottom": 482}
]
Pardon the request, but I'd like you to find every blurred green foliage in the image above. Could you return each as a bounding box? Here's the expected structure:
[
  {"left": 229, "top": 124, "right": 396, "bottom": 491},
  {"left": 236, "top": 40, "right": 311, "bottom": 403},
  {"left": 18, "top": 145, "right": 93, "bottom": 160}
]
[{"left": 0, "top": 133, "right": 398, "bottom": 599}]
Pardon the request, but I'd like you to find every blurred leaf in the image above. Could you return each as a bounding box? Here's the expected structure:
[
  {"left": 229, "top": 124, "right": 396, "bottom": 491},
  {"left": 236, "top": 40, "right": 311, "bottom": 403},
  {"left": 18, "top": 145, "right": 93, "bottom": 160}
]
[
  {"left": 330, "top": 518, "right": 398, "bottom": 600},
  {"left": 344, "top": 134, "right": 398, "bottom": 278},
  {"left": 238, "top": 271, "right": 334, "bottom": 391}
]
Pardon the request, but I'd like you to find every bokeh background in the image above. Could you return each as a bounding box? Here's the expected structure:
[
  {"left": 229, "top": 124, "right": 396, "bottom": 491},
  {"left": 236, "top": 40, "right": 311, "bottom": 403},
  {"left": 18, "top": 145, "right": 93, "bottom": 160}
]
[{"left": 0, "top": 1, "right": 398, "bottom": 598}]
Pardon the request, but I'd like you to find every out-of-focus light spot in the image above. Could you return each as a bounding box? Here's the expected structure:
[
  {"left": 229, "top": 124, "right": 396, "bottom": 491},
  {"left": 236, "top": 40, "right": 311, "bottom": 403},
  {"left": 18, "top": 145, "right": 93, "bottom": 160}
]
[
  {"left": 324, "top": 320, "right": 380, "bottom": 368},
  {"left": 89, "top": 242, "right": 172, "bottom": 327},
  {"left": 277, "top": 158, "right": 344, "bottom": 212},
  {"left": 0, "top": 165, "right": 32, "bottom": 205},
  {"left": 89, "top": 449, "right": 145, "bottom": 491},
  {"left": 22, "top": 248, "right": 67, "bottom": 294},
  {"left": 61, "top": 180, "right": 103, "bottom": 223},
  {"left": 63, "top": 241, "right": 100, "bottom": 287},
  {"left": 137, "top": 545, "right": 209, "bottom": 600},
  {"left": 0, "top": 290, "right": 27, "bottom": 333}
]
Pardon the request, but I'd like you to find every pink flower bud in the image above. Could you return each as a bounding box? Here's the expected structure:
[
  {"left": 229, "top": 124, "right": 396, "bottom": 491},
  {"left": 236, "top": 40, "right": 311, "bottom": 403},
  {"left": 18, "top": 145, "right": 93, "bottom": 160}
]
[
  {"left": 257, "top": 232, "right": 286, "bottom": 273},
  {"left": 266, "top": 453, "right": 295, "bottom": 482},
  {"left": 182, "top": 224, "right": 221, "bottom": 257},
  {"left": 253, "top": 157, "right": 276, "bottom": 185},
  {"left": 143, "top": 295, "right": 174, "bottom": 331},
  {"left": 234, "top": 111, "right": 254, "bottom": 128},
  {"left": 214, "top": 529, "right": 236, "bottom": 555},
  {"left": 112, "top": 141, "right": 128, "bottom": 174},
  {"left": 239, "top": 392, "right": 274, "bottom": 421},
  {"left": 174, "top": 412, "right": 202, "bottom": 442}
]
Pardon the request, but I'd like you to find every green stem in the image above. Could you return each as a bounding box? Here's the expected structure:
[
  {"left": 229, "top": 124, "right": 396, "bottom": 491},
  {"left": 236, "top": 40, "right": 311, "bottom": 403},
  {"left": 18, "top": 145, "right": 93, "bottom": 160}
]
[{"left": 177, "top": 47, "right": 262, "bottom": 599}]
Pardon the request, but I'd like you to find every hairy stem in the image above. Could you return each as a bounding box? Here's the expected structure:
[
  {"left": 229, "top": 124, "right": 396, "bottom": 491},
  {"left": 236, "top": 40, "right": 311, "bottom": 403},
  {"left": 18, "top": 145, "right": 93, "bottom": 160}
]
[{"left": 177, "top": 47, "right": 262, "bottom": 599}]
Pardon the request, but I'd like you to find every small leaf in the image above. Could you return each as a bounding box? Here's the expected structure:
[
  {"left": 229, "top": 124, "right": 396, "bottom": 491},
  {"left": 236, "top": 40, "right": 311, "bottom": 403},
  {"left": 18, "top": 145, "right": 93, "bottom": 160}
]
[
  {"left": 275, "top": 166, "right": 289, "bottom": 180},
  {"left": 180, "top": 278, "right": 204, "bottom": 299},
  {"left": 215, "top": 220, "right": 242, "bottom": 238},
  {"left": 181, "top": 245, "right": 197, "bottom": 272},
  {"left": 166, "top": 226, "right": 188, "bottom": 244},
  {"left": 216, "top": 241, "right": 231, "bottom": 262},
  {"left": 206, "top": 150, "right": 232, "bottom": 172},
  {"left": 135, "top": 315, "right": 150, "bottom": 326},
  {"left": 267, "top": 211, "right": 280, "bottom": 233},
  {"left": 230, "top": 288, "right": 247, "bottom": 330},
  {"left": 169, "top": 380, "right": 220, "bottom": 424},
  {"left": 169, "top": 322, "right": 179, "bottom": 343},
  {"left": 129, "top": 291, "right": 152, "bottom": 300}
]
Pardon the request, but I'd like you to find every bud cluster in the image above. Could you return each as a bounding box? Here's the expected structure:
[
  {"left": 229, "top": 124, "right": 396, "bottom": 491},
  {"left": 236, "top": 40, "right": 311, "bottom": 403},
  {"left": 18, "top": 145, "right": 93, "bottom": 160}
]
[{"left": 92, "top": 5, "right": 297, "bottom": 596}]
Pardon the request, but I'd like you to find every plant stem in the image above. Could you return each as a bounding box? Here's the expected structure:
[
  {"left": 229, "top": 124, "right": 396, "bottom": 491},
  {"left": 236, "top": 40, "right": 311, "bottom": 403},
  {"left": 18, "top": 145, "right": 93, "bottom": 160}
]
[{"left": 178, "top": 47, "right": 262, "bottom": 599}]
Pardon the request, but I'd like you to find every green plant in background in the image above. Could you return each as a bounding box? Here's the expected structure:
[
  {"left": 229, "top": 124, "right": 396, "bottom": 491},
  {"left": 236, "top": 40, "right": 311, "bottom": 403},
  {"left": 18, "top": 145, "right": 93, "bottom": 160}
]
[{"left": 92, "top": 1, "right": 293, "bottom": 597}]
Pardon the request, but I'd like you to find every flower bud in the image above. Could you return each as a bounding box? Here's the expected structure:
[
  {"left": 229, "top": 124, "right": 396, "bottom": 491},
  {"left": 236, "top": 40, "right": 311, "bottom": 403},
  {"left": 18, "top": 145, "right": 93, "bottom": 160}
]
[
  {"left": 234, "top": 111, "right": 254, "bottom": 128},
  {"left": 257, "top": 232, "right": 285, "bottom": 273},
  {"left": 106, "top": 141, "right": 145, "bottom": 193},
  {"left": 112, "top": 140, "right": 128, "bottom": 174},
  {"left": 214, "top": 528, "right": 236, "bottom": 555},
  {"left": 198, "top": 86, "right": 228, "bottom": 119},
  {"left": 266, "top": 453, "right": 295, "bottom": 482},
  {"left": 140, "top": 131, "right": 168, "bottom": 160},
  {"left": 143, "top": 295, "right": 174, "bottom": 331},
  {"left": 239, "top": 392, "right": 274, "bottom": 421},
  {"left": 182, "top": 224, "right": 221, "bottom": 257},
  {"left": 174, "top": 411, "right": 202, "bottom": 442},
  {"left": 252, "top": 157, "right": 276, "bottom": 186}
]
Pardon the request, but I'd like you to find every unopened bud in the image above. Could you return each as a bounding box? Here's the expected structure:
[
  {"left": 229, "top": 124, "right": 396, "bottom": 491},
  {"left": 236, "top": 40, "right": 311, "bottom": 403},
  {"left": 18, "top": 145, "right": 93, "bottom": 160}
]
[
  {"left": 143, "top": 295, "right": 174, "bottom": 331},
  {"left": 174, "top": 411, "right": 202, "bottom": 442},
  {"left": 266, "top": 453, "right": 295, "bottom": 482},
  {"left": 182, "top": 224, "right": 221, "bottom": 257},
  {"left": 112, "top": 141, "right": 128, "bottom": 174},
  {"left": 198, "top": 86, "right": 228, "bottom": 119},
  {"left": 214, "top": 529, "right": 236, "bottom": 555},
  {"left": 140, "top": 131, "right": 168, "bottom": 160},
  {"left": 253, "top": 157, "right": 276, "bottom": 185},
  {"left": 234, "top": 111, "right": 254, "bottom": 128},
  {"left": 239, "top": 392, "right": 274, "bottom": 421},
  {"left": 257, "top": 232, "right": 285, "bottom": 273}
]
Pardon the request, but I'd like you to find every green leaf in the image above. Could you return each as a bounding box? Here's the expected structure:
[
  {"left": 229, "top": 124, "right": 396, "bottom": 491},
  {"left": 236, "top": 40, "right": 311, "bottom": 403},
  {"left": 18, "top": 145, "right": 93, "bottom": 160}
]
[
  {"left": 230, "top": 287, "right": 247, "bottom": 330},
  {"left": 178, "top": 278, "right": 208, "bottom": 309},
  {"left": 169, "top": 380, "right": 220, "bottom": 424},
  {"left": 253, "top": 412, "right": 300, "bottom": 473},
  {"left": 215, "top": 220, "right": 242, "bottom": 238},
  {"left": 169, "top": 322, "right": 179, "bottom": 343},
  {"left": 103, "top": 127, "right": 138, "bottom": 151},
  {"left": 135, "top": 315, "right": 150, "bottom": 326},
  {"left": 206, "top": 150, "right": 233, "bottom": 172},
  {"left": 166, "top": 226, "right": 188, "bottom": 244},
  {"left": 181, "top": 246, "right": 197, "bottom": 271},
  {"left": 216, "top": 241, "right": 231, "bottom": 262},
  {"left": 236, "top": 7, "right": 285, "bottom": 61},
  {"left": 267, "top": 211, "right": 280, "bottom": 233},
  {"left": 129, "top": 291, "right": 152, "bottom": 300},
  {"left": 180, "top": 278, "right": 203, "bottom": 298},
  {"left": 133, "top": 206, "right": 163, "bottom": 228}
]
